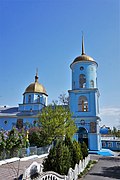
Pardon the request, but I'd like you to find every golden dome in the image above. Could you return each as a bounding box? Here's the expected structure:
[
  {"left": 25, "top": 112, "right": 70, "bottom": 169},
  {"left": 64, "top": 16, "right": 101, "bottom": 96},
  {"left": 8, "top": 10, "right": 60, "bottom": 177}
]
[
  {"left": 70, "top": 53, "right": 97, "bottom": 68},
  {"left": 24, "top": 73, "right": 47, "bottom": 95},
  {"left": 70, "top": 35, "right": 97, "bottom": 67},
  {"left": 73, "top": 54, "right": 94, "bottom": 62}
]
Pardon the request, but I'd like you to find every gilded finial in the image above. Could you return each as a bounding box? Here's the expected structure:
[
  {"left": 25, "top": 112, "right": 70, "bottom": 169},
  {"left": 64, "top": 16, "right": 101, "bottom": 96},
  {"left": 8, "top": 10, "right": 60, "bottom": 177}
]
[
  {"left": 82, "top": 32, "right": 85, "bottom": 55},
  {"left": 35, "top": 68, "right": 39, "bottom": 82}
]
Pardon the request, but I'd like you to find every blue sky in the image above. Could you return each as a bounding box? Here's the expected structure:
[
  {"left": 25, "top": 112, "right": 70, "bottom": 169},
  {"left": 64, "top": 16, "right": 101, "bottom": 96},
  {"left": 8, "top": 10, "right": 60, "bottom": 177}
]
[{"left": 0, "top": 0, "right": 120, "bottom": 128}]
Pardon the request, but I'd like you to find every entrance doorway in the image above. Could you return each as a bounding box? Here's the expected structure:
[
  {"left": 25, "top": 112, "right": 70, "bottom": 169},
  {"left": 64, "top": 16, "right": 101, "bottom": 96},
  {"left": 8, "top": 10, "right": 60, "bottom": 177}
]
[{"left": 78, "top": 127, "right": 88, "bottom": 147}]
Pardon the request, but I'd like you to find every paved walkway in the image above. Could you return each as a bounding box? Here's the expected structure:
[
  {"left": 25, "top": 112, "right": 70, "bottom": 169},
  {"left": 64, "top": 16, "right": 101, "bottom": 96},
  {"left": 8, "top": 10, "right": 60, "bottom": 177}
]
[
  {"left": 0, "top": 155, "right": 120, "bottom": 180},
  {"left": 0, "top": 155, "right": 46, "bottom": 180},
  {"left": 82, "top": 156, "right": 120, "bottom": 180}
]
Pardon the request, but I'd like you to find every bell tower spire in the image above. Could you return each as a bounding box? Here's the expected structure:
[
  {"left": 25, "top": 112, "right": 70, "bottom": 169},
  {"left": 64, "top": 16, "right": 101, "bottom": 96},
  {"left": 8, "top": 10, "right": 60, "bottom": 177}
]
[{"left": 82, "top": 33, "right": 85, "bottom": 55}]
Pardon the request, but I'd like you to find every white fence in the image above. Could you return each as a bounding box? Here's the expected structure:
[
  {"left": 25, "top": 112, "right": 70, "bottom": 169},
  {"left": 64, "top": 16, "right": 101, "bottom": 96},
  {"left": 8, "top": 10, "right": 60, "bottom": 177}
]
[{"left": 22, "top": 155, "right": 90, "bottom": 180}]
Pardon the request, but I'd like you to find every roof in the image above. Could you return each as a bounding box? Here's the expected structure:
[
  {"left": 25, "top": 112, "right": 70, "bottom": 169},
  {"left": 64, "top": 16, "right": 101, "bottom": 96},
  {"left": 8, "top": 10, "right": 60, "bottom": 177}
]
[
  {"left": 0, "top": 107, "right": 19, "bottom": 116},
  {"left": 73, "top": 54, "right": 94, "bottom": 62},
  {"left": 101, "top": 136, "right": 120, "bottom": 142},
  {"left": 25, "top": 81, "right": 47, "bottom": 95},
  {"left": 24, "top": 73, "right": 48, "bottom": 96},
  {"left": 0, "top": 106, "right": 40, "bottom": 117}
]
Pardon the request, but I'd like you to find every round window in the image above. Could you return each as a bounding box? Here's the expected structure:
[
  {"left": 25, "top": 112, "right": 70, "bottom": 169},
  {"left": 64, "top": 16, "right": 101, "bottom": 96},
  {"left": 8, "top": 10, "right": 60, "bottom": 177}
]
[
  {"left": 80, "top": 66, "right": 84, "bottom": 70},
  {"left": 80, "top": 119, "right": 85, "bottom": 125}
]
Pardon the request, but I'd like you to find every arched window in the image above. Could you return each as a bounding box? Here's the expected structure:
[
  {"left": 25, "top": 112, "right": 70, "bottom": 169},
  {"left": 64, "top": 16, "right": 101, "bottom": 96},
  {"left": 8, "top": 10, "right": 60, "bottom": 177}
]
[
  {"left": 79, "top": 74, "right": 86, "bottom": 88},
  {"left": 28, "top": 95, "right": 31, "bottom": 103},
  {"left": 78, "top": 96, "right": 88, "bottom": 112},
  {"left": 90, "top": 80, "right": 94, "bottom": 88},
  {"left": 16, "top": 119, "right": 23, "bottom": 129}
]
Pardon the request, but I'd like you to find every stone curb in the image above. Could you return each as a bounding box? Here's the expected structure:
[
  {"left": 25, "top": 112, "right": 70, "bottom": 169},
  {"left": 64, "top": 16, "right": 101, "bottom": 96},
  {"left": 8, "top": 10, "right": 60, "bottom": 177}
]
[{"left": 0, "top": 153, "right": 48, "bottom": 165}]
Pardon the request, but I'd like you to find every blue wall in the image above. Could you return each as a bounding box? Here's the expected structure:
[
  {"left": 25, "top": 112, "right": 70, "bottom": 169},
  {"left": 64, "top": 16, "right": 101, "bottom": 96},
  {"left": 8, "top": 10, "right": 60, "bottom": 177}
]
[
  {"left": 71, "top": 62, "right": 97, "bottom": 90},
  {"left": 102, "top": 140, "right": 120, "bottom": 151},
  {"left": 0, "top": 116, "right": 38, "bottom": 131}
]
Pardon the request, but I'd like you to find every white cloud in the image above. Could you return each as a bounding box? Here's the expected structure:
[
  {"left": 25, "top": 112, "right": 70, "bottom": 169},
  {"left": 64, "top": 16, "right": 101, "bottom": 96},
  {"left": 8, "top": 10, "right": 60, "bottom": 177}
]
[
  {"left": 100, "top": 107, "right": 120, "bottom": 116},
  {"left": 100, "top": 107, "right": 120, "bottom": 128}
]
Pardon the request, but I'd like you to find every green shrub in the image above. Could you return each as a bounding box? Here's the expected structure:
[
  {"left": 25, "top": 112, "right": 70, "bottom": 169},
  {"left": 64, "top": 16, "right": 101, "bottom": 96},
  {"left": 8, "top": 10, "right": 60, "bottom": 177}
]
[
  {"left": 43, "top": 139, "right": 71, "bottom": 175},
  {"left": 64, "top": 136, "right": 83, "bottom": 168},
  {"left": 43, "top": 137, "right": 86, "bottom": 175},
  {"left": 81, "top": 141, "right": 88, "bottom": 159},
  {"left": 73, "top": 140, "right": 83, "bottom": 162}
]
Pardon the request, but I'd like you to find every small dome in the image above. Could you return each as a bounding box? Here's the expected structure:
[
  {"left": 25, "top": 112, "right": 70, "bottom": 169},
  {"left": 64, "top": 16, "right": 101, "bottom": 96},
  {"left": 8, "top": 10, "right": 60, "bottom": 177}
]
[
  {"left": 24, "top": 73, "right": 47, "bottom": 95},
  {"left": 25, "top": 82, "right": 47, "bottom": 94}
]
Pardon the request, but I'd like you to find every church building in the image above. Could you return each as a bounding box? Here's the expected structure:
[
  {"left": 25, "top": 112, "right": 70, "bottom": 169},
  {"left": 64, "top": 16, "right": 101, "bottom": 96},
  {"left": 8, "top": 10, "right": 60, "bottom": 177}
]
[
  {"left": 0, "top": 36, "right": 102, "bottom": 151},
  {"left": 68, "top": 36, "right": 101, "bottom": 151}
]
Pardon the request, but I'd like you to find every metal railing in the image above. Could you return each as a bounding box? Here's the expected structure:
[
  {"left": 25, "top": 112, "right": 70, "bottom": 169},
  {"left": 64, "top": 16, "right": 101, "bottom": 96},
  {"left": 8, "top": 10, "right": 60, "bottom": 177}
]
[{"left": 0, "top": 145, "right": 50, "bottom": 160}]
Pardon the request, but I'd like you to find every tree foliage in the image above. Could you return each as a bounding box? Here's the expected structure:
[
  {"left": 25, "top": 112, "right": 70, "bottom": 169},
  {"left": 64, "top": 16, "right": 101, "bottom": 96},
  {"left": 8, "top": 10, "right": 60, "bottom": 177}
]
[
  {"left": 64, "top": 136, "right": 83, "bottom": 168},
  {"left": 28, "top": 127, "right": 43, "bottom": 147},
  {"left": 73, "top": 140, "right": 83, "bottom": 163},
  {"left": 43, "top": 137, "right": 87, "bottom": 175},
  {"left": 81, "top": 141, "right": 88, "bottom": 159},
  {"left": 0, "top": 128, "right": 27, "bottom": 158},
  {"left": 36, "top": 104, "right": 77, "bottom": 146},
  {"left": 43, "top": 139, "right": 71, "bottom": 175},
  {"left": 110, "top": 127, "right": 120, "bottom": 137}
]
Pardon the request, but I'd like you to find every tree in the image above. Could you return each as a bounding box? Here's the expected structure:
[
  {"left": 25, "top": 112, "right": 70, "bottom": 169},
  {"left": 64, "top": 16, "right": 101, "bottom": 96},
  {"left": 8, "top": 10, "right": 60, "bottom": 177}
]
[
  {"left": 0, "top": 128, "right": 27, "bottom": 158},
  {"left": 43, "top": 139, "right": 71, "bottom": 175},
  {"left": 43, "top": 138, "right": 84, "bottom": 175},
  {"left": 81, "top": 141, "right": 88, "bottom": 159},
  {"left": 37, "top": 104, "right": 77, "bottom": 146},
  {"left": 58, "top": 93, "right": 69, "bottom": 105},
  {"left": 64, "top": 135, "right": 75, "bottom": 168},
  {"left": 73, "top": 140, "right": 83, "bottom": 162},
  {"left": 29, "top": 127, "right": 42, "bottom": 147},
  {"left": 113, "top": 127, "right": 117, "bottom": 136},
  {"left": 64, "top": 136, "right": 83, "bottom": 168},
  {"left": 109, "top": 127, "right": 120, "bottom": 137}
]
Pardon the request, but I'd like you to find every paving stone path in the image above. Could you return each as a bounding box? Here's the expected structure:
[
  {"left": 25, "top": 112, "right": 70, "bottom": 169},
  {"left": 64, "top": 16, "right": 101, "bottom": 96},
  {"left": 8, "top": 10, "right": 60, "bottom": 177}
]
[{"left": 0, "top": 157, "right": 45, "bottom": 180}]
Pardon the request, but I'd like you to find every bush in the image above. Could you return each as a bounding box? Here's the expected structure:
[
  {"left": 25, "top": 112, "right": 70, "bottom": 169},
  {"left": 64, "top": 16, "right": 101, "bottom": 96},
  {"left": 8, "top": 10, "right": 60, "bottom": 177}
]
[
  {"left": 64, "top": 136, "right": 83, "bottom": 168},
  {"left": 64, "top": 135, "right": 74, "bottom": 168},
  {"left": 43, "top": 137, "right": 85, "bottom": 175},
  {"left": 0, "top": 128, "right": 26, "bottom": 158},
  {"left": 73, "top": 140, "right": 83, "bottom": 162},
  {"left": 43, "top": 139, "right": 71, "bottom": 175},
  {"left": 81, "top": 141, "right": 88, "bottom": 159},
  {"left": 29, "top": 127, "right": 49, "bottom": 147}
]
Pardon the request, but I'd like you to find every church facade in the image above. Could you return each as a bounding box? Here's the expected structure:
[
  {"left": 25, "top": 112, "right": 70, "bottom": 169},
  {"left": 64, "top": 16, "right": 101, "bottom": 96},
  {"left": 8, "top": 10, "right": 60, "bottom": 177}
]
[{"left": 0, "top": 37, "right": 101, "bottom": 151}]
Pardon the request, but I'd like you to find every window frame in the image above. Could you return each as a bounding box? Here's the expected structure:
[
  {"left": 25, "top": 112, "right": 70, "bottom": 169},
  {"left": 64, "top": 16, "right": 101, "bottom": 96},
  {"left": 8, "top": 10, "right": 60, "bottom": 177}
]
[{"left": 78, "top": 96, "right": 88, "bottom": 112}]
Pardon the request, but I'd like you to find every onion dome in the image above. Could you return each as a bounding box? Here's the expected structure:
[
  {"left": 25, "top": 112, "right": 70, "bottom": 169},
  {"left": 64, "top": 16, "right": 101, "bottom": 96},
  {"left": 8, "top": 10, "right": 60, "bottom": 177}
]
[{"left": 24, "top": 72, "right": 48, "bottom": 96}]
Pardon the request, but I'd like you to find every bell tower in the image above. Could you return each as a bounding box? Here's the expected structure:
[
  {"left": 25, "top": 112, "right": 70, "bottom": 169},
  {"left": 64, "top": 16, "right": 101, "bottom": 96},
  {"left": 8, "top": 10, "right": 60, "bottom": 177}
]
[{"left": 68, "top": 36, "right": 101, "bottom": 151}]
